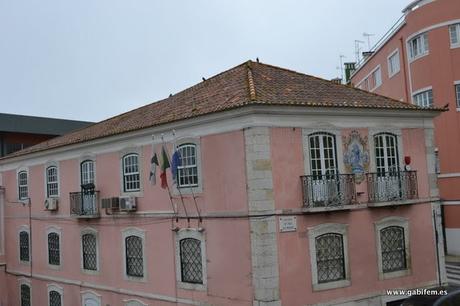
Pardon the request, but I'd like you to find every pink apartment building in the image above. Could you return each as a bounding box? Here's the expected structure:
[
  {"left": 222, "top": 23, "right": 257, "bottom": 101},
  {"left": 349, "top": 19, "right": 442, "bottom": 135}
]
[
  {"left": 349, "top": 0, "right": 460, "bottom": 256},
  {"left": 0, "top": 61, "right": 446, "bottom": 306}
]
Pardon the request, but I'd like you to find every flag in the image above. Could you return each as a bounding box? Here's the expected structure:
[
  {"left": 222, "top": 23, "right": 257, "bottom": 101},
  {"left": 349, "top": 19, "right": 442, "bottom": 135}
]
[
  {"left": 171, "top": 148, "right": 182, "bottom": 185},
  {"left": 160, "top": 145, "right": 170, "bottom": 189},
  {"left": 149, "top": 152, "right": 159, "bottom": 185}
]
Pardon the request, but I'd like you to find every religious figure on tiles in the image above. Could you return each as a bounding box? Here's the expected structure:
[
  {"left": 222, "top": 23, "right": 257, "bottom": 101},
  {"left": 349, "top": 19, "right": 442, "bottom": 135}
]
[{"left": 343, "top": 130, "right": 369, "bottom": 183}]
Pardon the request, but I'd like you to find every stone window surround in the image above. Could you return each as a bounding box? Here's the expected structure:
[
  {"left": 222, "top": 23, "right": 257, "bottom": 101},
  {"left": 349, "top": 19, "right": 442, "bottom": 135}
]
[
  {"left": 16, "top": 166, "right": 29, "bottom": 202},
  {"left": 80, "top": 227, "right": 100, "bottom": 275},
  {"left": 78, "top": 154, "right": 97, "bottom": 188},
  {"left": 175, "top": 228, "right": 207, "bottom": 291},
  {"left": 171, "top": 137, "right": 203, "bottom": 195},
  {"left": 368, "top": 128, "right": 404, "bottom": 173},
  {"left": 119, "top": 147, "right": 143, "bottom": 197},
  {"left": 46, "top": 225, "right": 62, "bottom": 270},
  {"left": 81, "top": 290, "right": 101, "bottom": 306},
  {"left": 308, "top": 223, "right": 351, "bottom": 291},
  {"left": 121, "top": 227, "right": 147, "bottom": 282},
  {"left": 18, "top": 277, "right": 32, "bottom": 306},
  {"left": 18, "top": 225, "right": 30, "bottom": 265},
  {"left": 44, "top": 161, "right": 60, "bottom": 199},
  {"left": 47, "top": 283, "right": 64, "bottom": 306},
  {"left": 375, "top": 216, "right": 411, "bottom": 280},
  {"left": 124, "top": 299, "right": 149, "bottom": 306}
]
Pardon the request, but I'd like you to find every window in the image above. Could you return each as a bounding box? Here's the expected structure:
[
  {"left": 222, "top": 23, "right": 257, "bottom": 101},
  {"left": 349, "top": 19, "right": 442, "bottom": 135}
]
[
  {"left": 308, "top": 132, "right": 337, "bottom": 177},
  {"left": 435, "top": 148, "right": 440, "bottom": 174},
  {"left": 408, "top": 33, "right": 429, "bottom": 59},
  {"left": 413, "top": 89, "right": 433, "bottom": 107},
  {"left": 308, "top": 223, "right": 350, "bottom": 290},
  {"left": 48, "top": 232, "right": 60, "bottom": 266},
  {"left": 20, "top": 283, "right": 31, "bottom": 306},
  {"left": 177, "top": 144, "right": 198, "bottom": 187},
  {"left": 122, "top": 154, "right": 140, "bottom": 192},
  {"left": 388, "top": 50, "right": 400, "bottom": 77},
  {"left": 19, "top": 231, "right": 30, "bottom": 262},
  {"left": 125, "top": 235, "right": 143, "bottom": 277},
  {"left": 375, "top": 217, "right": 410, "bottom": 279},
  {"left": 49, "top": 290, "right": 62, "bottom": 306},
  {"left": 374, "top": 133, "right": 399, "bottom": 174},
  {"left": 18, "top": 171, "right": 28, "bottom": 200},
  {"left": 371, "top": 66, "right": 382, "bottom": 89},
  {"left": 81, "top": 160, "right": 95, "bottom": 185},
  {"left": 175, "top": 229, "right": 207, "bottom": 290},
  {"left": 455, "top": 84, "right": 460, "bottom": 108},
  {"left": 125, "top": 300, "right": 148, "bottom": 306},
  {"left": 81, "top": 291, "right": 101, "bottom": 306},
  {"left": 46, "top": 166, "right": 59, "bottom": 197},
  {"left": 82, "top": 233, "right": 98, "bottom": 271},
  {"left": 450, "top": 23, "right": 460, "bottom": 47}
]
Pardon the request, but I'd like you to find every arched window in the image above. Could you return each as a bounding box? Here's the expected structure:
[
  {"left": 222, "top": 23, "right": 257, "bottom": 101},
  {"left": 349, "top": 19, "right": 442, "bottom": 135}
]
[
  {"left": 46, "top": 166, "right": 59, "bottom": 197},
  {"left": 315, "top": 233, "right": 345, "bottom": 283},
  {"left": 374, "top": 133, "right": 399, "bottom": 174},
  {"left": 125, "top": 235, "right": 143, "bottom": 277},
  {"left": 122, "top": 154, "right": 140, "bottom": 192},
  {"left": 380, "top": 226, "right": 406, "bottom": 273},
  {"left": 308, "top": 132, "right": 337, "bottom": 178},
  {"left": 20, "top": 283, "right": 31, "bottom": 306},
  {"left": 18, "top": 170, "right": 28, "bottom": 200},
  {"left": 81, "top": 160, "right": 95, "bottom": 185},
  {"left": 177, "top": 144, "right": 198, "bottom": 187},
  {"left": 48, "top": 232, "right": 60, "bottom": 266},
  {"left": 179, "top": 238, "right": 203, "bottom": 284},
  {"left": 82, "top": 233, "right": 97, "bottom": 271},
  {"left": 19, "top": 231, "right": 30, "bottom": 262},
  {"left": 49, "top": 290, "right": 62, "bottom": 306}
]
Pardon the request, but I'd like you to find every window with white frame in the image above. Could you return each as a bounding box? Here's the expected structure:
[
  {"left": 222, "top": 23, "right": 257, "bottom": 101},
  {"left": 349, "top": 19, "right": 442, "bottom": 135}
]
[
  {"left": 125, "top": 235, "right": 144, "bottom": 278},
  {"left": 46, "top": 166, "right": 59, "bottom": 197},
  {"left": 449, "top": 23, "right": 460, "bottom": 47},
  {"left": 175, "top": 229, "right": 207, "bottom": 290},
  {"left": 374, "top": 133, "right": 399, "bottom": 174},
  {"left": 455, "top": 84, "right": 460, "bottom": 108},
  {"left": 177, "top": 144, "right": 198, "bottom": 187},
  {"left": 413, "top": 89, "right": 433, "bottom": 107},
  {"left": 81, "top": 160, "right": 95, "bottom": 185},
  {"left": 82, "top": 232, "right": 98, "bottom": 271},
  {"left": 48, "top": 231, "right": 60, "bottom": 266},
  {"left": 388, "top": 50, "right": 400, "bottom": 77},
  {"left": 122, "top": 154, "right": 140, "bottom": 192},
  {"left": 308, "top": 223, "right": 350, "bottom": 290},
  {"left": 371, "top": 66, "right": 382, "bottom": 89},
  {"left": 408, "top": 33, "right": 429, "bottom": 59},
  {"left": 18, "top": 170, "right": 28, "bottom": 200},
  {"left": 20, "top": 283, "right": 31, "bottom": 306},
  {"left": 19, "top": 230, "right": 30, "bottom": 262},
  {"left": 375, "top": 217, "right": 410, "bottom": 279},
  {"left": 308, "top": 132, "right": 337, "bottom": 178},
  {"left": 49, "top": 290, "right": 62, "bottom": 306}
]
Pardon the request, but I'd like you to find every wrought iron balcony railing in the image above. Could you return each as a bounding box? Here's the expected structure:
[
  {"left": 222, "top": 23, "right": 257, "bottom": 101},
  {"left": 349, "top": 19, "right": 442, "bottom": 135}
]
[
  {"left": 70, "top": 191, "right": 100, "bottom": 218},
  {"left": 300, "top": 174, "right": 356, "bottom": 208},
  {"left": 366, "top": 171, "right": 418, "bottom": 203}
]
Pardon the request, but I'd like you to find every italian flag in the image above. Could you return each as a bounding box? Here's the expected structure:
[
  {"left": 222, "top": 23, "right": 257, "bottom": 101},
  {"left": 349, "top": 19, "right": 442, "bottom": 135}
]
[{"left": 160, "top": 145, "right": 170, "bottom": 189}]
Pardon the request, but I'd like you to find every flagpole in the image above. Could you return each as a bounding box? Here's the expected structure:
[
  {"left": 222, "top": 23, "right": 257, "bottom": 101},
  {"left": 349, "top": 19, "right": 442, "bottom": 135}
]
[{"left": 157, "top": 134, "right": 178, "bottom": 222}]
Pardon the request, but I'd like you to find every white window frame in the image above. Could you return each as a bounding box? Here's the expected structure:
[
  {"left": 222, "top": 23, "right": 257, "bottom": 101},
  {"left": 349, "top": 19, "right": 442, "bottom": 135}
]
[
  {"left": 172, "top": 138, "right": 202, "bottom": 195},
  {"left": 18, "top": 225, "right": 30, "bottom": 265},
  {"left": 45, "top": 162, "right": 60, "bottom": 198},
  {"left": 370, "top": 65, "right": 382, "bottom": 91},
  {"left": 81, "top": 290, "right": 101, "bottom": 306},
  {"left": 375, "top": 216, "right": 411, "bottom": 280},
  {"left": 175, "top": 228, "right": 207, "bottom": 291},
  {"left": 122, "top": 153, "right": 141, "bottom": 192},
  {"left": 17, "top": 168, "right": 29, "bottom": 201},
  {"left": 18, "top": 278, "right": 32, "bottom": 306},
  {"left": 369, "top": 128, "right": 404, "bottom": 173},
  {"left": 47, "top": 283, "right": 64, "bottom": 306},
  {"left": 46, "top": 226, "right": 62, "bottom": 269},
  {"left": 407, "top": 32, "right": 429, "bottom": 62},
  {"left": 308, "top": 223, "right": 350, "bottom": 291},
  {"left": 80, "top": 159, "right": 96, "bottom": 186},
  {"left": 302, "top": 129, "right": 344, "bottom": 175},
  {"left": 412, "top": 86, "right": 433, "bottom": 107},
  {"left": 121, "top": 228, "right": 147, "bottom": 282},
  {"left": 119, "top": 148, "right": 143, "bottom": 196},
  {"left": 124, "top": 299, "right": 149, "bottom": 306},
  {"left": 387, "top": 49, "right": 400, "bottom": 78},
  {"left": 454, "top": 80, "right": 460, "bottom": 111},
  {"left": 449, "top": 23, "right": 460, "bottom": 48},
  {"left": 80, "top": 227, "right": 99, "bottom": 274}
]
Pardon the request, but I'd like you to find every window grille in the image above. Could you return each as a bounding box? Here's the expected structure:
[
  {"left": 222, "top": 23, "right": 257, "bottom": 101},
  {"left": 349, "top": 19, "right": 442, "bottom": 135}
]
[
  {"left": 82, "top": 233, "right": 97, "bottom": 270},
  {"left": 20, "top": 284, "right": 30, "bottom": 306},
  {"left": 123, "top": 154, "right": 140, "bottom": 192},
  {"left": 381, "top": 226, "right": 406, "bottom": 273},
  {"left": 19, "top": 231, "right": 29, "bottom": 262},
  {"left": 308, "top": 132, "right": 337, "bottom": 178},
  {"left": 49, "top": 290, "right": 62, "bottom": 306},
  {"left": 18, "top": 171, "right": 28, "bottom": 200},
  {"left": 46, "top": 166, "right": 59, "bottom": 197},
  {"left": 81, "top": 160, "right": 95, "bottom": 185},
  {"left": 48, "top": 232, "right": 60, "bottom": 265},
  {"left": 125, "top": 236, "right": 143, "bottom": 277},
  {"left": 180, "top": 238, "right": 203, "bottom": 284},
  {"left": 315, "top": 233, "right": 345, "bottom": 283},
  {"left": 177, "top": 144, "right": 198, "bottom": 187}
]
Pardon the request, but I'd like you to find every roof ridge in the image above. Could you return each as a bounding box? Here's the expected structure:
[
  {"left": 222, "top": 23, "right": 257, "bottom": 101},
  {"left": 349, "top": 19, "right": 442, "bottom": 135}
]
[{"left": 246, "top": 61, "right": 257, "bottom": 101}]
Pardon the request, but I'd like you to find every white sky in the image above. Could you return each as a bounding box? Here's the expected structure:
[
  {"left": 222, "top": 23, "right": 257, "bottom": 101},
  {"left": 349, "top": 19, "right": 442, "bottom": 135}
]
[{"left": 0, "top": 0, "right": 404, "bottom": 122}]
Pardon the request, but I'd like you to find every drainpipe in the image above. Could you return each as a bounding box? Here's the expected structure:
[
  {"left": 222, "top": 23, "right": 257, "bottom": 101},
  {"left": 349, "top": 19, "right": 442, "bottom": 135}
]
[{"left": 399, "top": 37, "right": 410, "bottom": 103}]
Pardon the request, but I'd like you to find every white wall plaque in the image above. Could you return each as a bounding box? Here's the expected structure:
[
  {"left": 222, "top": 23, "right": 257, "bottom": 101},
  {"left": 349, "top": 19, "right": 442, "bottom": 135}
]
[{"left": 279, "top": 216, "right": 297, "bottom": 232}]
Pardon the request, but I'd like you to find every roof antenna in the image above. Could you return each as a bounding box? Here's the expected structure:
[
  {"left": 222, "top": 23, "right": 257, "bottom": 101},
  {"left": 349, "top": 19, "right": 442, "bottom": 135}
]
[
  {"left": 169, "top": 93, "right": 172, "bottom": 97},
  {"left": 202, "top": 77, "right": 206, "bottom": 81},
  {"left": 256, "top": 57, "right": 259, "bottom": 63}
]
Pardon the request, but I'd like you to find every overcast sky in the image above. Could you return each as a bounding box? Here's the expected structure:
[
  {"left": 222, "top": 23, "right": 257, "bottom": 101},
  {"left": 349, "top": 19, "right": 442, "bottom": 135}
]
[{"left": 0, "top": 0, "right": 404, "bottom": 122}]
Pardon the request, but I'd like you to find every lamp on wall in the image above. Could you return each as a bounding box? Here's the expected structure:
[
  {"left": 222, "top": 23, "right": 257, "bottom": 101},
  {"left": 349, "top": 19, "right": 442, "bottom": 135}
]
[{"left": 404, "top": 156, "right": 411, "bottom": 171}]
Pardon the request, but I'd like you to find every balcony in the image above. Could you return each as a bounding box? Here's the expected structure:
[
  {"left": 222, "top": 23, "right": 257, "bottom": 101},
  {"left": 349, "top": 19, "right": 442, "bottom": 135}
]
[
  {"left": 300, "top": 174, "right": 356, "bottom": 209},
  {"left": 70, "top": 191, "right": 100, "bottom": 218},
  {"left": 366, "top": 171, "right": 418, "bottom": 205}
]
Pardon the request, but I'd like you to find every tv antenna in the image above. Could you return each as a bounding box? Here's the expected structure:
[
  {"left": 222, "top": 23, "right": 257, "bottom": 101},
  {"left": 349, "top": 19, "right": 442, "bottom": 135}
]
[
  {"left": 363, "top": 32, "right": 375, "bottom": 50},
  {"left": 339, "top": 55, "right": 346, "bottom": 81},
  {"left": 354, "top": 40, "right": 364, "bottom": 62}
]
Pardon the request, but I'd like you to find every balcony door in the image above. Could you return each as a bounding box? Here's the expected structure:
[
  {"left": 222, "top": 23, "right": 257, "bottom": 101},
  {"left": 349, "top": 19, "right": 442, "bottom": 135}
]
[
  {"left": 308, "top": 132, "right": 339, "bottom": 205},
  {"left": 374, "top": 133, "right": 401, "bottom": 201},
  {"left": 80, "top": 160, "right": 96, "bottom": 215}
]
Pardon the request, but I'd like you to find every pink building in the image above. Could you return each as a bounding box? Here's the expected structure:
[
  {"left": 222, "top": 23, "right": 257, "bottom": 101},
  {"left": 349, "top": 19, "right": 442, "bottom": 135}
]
[
  {"left": 0, "top": 61, "right": 446, "bottom": 306},
  {"left": 349, "top": 0, "right": 460, "bottom": 257}
]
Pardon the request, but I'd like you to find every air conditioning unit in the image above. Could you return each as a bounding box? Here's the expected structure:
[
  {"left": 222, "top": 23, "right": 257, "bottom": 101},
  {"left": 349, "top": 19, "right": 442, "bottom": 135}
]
[
  {"left": 101, "top": 197, "right": 120, "bottom": 210},
  {"left": 119, "top": 196, "right": 137, "bottom": 212},
  {"left": 44, "top": 198, "right": 58, "bottom": 211}
]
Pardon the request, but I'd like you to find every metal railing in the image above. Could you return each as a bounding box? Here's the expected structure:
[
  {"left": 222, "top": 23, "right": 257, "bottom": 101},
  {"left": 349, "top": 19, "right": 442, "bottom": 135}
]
[
  {"left": 366, "top": 171, "right": 418, "bottom": 203},
  {"left": 300, "top": 174, "right": 356, "bottom": 208},
  {"left": 70, "top": 191, "right": 100, "bottom": 217}
]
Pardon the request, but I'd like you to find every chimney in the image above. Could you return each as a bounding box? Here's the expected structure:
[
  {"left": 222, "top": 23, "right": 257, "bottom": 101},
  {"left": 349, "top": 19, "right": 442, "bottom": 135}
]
[
  {"left": 362, "top": 51, "right": 374, "bottom": 60},
  {"left": 331, "top": 78, "right": 342, "bottom": 85},
  {"left": 344, "top": 62, "right": 356, "bottom": 84}
]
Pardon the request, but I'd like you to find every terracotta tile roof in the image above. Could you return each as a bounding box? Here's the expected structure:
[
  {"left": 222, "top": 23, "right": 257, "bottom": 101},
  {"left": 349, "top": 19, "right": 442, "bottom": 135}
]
[{"left": 1, "top": 60, "right": 443, "bottom": 160}]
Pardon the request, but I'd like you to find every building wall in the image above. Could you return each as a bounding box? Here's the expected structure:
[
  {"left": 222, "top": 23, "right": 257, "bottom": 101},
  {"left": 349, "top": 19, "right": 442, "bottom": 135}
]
[{"left": 350, "top": 0, "right": 460, "bottom": 255}]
